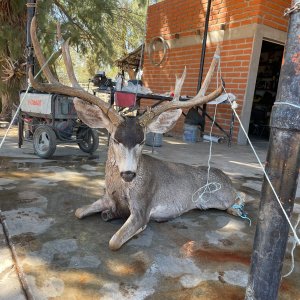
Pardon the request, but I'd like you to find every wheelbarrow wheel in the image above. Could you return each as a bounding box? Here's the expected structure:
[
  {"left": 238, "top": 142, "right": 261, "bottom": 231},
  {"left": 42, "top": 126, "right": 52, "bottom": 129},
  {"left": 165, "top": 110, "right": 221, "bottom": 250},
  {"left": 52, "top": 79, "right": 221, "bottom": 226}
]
[
  {"left": 33, "top": 125, "right": 57, "bottom": 158},
  {"left": 76, "top": 127, "right": 99, "bottom": 154}
]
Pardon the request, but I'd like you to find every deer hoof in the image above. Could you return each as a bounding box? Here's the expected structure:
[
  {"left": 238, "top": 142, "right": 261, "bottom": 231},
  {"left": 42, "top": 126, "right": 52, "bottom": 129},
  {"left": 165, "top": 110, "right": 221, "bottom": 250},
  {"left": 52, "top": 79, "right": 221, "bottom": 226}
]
[
  {"left": 75, "top": 207, "right": 87, "bottom": 219},
  {"left": 109, "top": 236, "right": 122, "bottom": 251}
]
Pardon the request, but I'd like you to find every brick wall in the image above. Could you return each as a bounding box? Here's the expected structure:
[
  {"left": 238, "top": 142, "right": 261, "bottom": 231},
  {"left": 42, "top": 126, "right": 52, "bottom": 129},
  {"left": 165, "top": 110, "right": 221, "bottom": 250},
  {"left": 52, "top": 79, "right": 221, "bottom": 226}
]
[
  {"left": 147, "top": 0, "right": 288, "bottom": 35},
  {"left": 143, "top": 0, "right": 288, "bottom": 142}
]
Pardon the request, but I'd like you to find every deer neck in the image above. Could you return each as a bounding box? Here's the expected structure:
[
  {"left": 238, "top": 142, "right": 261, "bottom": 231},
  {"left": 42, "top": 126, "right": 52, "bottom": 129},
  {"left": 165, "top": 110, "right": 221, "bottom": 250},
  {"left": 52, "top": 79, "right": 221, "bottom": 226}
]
[{"left": 107, "top": 141, "right": 117, "bottom": 168}]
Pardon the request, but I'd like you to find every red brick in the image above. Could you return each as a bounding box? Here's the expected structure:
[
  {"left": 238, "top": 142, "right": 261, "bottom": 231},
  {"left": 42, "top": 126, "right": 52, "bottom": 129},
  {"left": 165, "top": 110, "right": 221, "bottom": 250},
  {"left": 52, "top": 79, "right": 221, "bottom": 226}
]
[{"left": 144, "top": 0, "right": 287, "bottom": 142}]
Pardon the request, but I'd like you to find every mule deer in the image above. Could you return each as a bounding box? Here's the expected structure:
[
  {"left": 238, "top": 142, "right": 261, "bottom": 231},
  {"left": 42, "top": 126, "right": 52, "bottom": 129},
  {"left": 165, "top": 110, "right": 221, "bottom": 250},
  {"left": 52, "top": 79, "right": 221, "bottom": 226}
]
[{"left": 29, "top": 17, "right": 244, "bottom": 250}]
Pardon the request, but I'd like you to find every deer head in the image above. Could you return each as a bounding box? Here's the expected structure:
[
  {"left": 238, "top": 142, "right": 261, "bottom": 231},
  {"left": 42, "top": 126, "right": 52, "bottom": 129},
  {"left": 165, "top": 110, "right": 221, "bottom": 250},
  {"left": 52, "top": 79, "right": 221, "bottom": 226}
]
[{"left": 29, "top": 17, "right": 222, "bottom": 182}]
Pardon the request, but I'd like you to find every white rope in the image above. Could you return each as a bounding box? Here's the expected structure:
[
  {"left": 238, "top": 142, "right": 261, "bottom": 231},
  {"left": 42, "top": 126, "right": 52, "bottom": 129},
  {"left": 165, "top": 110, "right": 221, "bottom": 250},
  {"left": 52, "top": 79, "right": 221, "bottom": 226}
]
[
  {"left": 192, "top": 59, "right": 221, "bottom": 205},
  {"left": 218, "top": 65, "right": 300, "bottom": 248},
  {"left": 283, "top": 214, "right": 300, "bottom": 277},
  {"left": 0, "top": 43, "right": 62, "bottom": 150},
  {"left": 273, "top": 102, "right": 300, "bottom": 109},
  {"left": 219, "top": 76, "right": 298, "bottom": 268}
]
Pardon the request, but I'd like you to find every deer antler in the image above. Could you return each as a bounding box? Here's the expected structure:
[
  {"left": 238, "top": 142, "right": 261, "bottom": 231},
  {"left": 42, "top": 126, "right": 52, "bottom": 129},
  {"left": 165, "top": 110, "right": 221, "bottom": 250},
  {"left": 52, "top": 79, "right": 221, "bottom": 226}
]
[
  {"left": 56, "top": 23, "right": 81, "bottom": 89},
  {"left": 139, "top": 46, "right": 223, "bottom": 127},
  {"left": 28, "top": 16, "right": 123, "bottom": 126}
]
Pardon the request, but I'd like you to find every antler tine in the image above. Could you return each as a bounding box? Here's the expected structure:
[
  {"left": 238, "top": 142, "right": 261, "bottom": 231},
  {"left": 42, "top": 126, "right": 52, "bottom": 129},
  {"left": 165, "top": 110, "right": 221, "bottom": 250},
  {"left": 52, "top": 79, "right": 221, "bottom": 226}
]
[
  {"left": 173, "top": 66, "right": 187, "bottom": 101},
  {"left": 139, "top": 46, "right": 222, "bottom": 127},
  {"left": 57, "top": 23, "right": 81, "bottom": 89},
  {"left": 29, "top": 17, "right": 123, "bottom": 126},
  {"left": 199, "top": 45, "right": 220, "bottom": 96},
  {"left": 30, "top": 16, "right": 60, "bottom": 84}
]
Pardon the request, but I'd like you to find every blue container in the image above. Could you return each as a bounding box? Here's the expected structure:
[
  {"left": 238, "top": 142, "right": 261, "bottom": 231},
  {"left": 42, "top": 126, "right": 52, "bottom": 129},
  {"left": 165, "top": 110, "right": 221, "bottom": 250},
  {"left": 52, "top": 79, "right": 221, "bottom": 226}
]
[
  {"left": 183, "top": 124, "right": 199, "bottom": 143},
  {"left": 145, "top": 132, "right": 163, "bottom": 147}
]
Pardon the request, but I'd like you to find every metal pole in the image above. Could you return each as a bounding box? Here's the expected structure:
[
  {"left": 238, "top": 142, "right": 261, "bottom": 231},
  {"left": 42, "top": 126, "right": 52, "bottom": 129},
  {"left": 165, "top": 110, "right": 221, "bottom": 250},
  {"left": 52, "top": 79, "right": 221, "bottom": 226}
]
[
  {"left": 245, "top": 1, "right": 300, "bottom": 299},
  {"left": 197, "top": 0, "right": 212, "bottom": 134},
  {"left": 197, "top": 0, "right": 212, "bottom": 92},
  {"left": 26, "top": 0, "right": 36, "bottom": 83}
]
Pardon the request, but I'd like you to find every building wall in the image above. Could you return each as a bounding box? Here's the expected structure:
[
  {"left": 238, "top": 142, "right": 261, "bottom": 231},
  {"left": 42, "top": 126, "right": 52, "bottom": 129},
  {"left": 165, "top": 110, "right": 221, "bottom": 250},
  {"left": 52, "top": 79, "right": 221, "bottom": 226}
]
[{"left": 142, "top": 0, "right": 288, "bottom": 143}]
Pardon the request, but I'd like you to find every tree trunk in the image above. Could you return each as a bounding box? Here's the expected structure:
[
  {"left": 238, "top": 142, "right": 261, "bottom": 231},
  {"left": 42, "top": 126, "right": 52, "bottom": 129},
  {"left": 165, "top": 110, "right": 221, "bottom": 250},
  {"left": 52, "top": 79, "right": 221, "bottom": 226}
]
[
  {"left": 0, "top": 92, "right": 12, "bottom": 121},
  {"left": 0, "top": 79, "right": 22, "bottom": 121}
]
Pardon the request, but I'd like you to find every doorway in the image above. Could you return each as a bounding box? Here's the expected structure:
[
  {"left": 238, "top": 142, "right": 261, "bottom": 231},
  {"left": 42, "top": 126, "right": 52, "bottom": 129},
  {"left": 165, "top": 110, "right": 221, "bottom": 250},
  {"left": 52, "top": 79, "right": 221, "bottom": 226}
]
[{"left": 249, "top": 40, "right": 284, "bottom": 140}]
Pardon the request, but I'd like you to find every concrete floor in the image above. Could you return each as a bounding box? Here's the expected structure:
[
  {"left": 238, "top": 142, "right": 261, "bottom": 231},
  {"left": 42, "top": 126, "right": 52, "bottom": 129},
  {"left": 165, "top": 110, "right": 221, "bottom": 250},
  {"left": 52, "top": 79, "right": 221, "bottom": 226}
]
[{"left": 0, "top": 127, "right": 299, "bottom": 300}]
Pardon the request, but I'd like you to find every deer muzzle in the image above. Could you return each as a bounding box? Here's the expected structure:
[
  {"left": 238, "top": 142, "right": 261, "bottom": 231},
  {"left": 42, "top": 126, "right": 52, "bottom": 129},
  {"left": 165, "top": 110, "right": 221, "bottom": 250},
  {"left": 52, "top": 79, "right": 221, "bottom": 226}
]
[{"left": 120, "top": 171, "right": 136, "bottom": 182}]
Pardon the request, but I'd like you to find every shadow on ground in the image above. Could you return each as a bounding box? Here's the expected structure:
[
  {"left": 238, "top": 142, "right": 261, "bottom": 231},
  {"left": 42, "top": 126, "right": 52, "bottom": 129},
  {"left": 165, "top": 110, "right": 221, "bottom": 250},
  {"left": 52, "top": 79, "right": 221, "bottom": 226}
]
[{"left": 0, "top": 128, "right": 299, "bottom": 299}]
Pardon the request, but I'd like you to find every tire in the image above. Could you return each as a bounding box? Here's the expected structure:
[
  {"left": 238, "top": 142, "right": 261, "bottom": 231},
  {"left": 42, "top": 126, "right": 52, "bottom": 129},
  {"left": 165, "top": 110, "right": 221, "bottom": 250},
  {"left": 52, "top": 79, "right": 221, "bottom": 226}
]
[
  {"left": 33, "top": 125, "right": 57, "bottom": 158},
  {"left": 76, "top": 127, "right": 99, "bottom": 154}
]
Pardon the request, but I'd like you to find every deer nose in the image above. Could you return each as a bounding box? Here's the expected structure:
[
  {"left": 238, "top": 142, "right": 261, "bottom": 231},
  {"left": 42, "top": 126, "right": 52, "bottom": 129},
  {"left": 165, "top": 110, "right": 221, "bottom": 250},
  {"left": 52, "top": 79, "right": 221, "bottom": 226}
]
[{"left": 120, "top": 171, "right": 136, "bottom": 182}]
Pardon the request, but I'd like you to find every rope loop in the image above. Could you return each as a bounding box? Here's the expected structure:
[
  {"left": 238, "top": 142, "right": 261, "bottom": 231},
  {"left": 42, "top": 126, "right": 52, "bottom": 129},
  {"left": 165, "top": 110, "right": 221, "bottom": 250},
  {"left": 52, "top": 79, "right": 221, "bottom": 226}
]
[
  {"left": 231, "top": 203, "right": 252, "bottom": 226},
  {"left": 283, "top": 215, "right": 300, "bottom": 277}
]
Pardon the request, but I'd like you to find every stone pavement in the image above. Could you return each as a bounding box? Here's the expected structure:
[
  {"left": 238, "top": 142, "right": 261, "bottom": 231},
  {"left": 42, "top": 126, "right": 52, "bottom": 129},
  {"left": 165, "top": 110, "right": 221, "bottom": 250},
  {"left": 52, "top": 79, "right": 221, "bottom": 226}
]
[{"left": 0, "top": 127, "right": 299, "bottom": 300}]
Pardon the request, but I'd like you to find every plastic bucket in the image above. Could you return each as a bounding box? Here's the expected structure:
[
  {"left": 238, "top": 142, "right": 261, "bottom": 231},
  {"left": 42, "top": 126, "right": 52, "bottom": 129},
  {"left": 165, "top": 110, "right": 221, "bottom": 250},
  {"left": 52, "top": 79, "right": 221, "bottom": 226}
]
[
  {"left": 145, "top": 132, "right": 163, "bottom": 147},
  {"left": 114, "top": 91, "right": 136, "bottom": 107},
  {"left": 183, "top": 124, "right": 199, "bottom": 143}
]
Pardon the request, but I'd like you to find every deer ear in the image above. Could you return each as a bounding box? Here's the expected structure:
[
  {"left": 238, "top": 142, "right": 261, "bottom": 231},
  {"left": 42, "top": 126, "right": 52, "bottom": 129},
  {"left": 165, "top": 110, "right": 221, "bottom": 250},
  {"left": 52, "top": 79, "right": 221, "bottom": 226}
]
[
  {"left": 146, "top": 109, "right": 182, "bottom": 134},
  {"left": 73, "top": 98, "right": 114, "bottom": 133}
]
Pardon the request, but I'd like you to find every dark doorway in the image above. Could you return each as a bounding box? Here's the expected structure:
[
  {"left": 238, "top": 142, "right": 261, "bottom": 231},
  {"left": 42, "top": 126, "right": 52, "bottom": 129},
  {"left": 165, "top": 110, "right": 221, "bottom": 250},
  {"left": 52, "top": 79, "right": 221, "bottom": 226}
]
[{"left": 249, "top": 40, "right": 284, "bottom": 140}]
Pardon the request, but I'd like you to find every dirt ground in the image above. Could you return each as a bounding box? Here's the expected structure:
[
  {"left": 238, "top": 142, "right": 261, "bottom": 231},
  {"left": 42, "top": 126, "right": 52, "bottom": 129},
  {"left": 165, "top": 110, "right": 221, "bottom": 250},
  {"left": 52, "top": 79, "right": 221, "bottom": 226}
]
[{"left": 0, "top": 127, "right": 299, "bottom": 300}]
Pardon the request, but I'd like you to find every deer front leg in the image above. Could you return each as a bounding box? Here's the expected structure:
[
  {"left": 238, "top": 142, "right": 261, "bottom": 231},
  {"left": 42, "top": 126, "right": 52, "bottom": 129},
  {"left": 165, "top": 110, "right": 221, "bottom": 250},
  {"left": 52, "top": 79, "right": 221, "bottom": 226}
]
[
  {"left": 109, "top": 212, "right": 148, "bottom": 251},
  {"left": 75, "top": 194, "right": 114, "bottom": 219}
]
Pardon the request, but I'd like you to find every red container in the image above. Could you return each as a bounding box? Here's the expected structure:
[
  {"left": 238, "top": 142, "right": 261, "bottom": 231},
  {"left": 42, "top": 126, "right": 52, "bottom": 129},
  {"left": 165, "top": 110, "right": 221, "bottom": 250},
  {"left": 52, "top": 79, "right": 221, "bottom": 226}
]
[{"left": 114, "top": 91, "right": 136, "bottom": 107}]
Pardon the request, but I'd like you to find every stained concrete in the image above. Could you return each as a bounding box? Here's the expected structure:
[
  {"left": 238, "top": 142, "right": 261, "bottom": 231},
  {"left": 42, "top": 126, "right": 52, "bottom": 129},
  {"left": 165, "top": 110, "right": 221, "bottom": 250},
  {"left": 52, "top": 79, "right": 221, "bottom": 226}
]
[
  {"left": 0, "top": 127, "right": 299, "bottom": 300},
  {"left": 0, "top": 227, "right": 26, "bottom": 300}
]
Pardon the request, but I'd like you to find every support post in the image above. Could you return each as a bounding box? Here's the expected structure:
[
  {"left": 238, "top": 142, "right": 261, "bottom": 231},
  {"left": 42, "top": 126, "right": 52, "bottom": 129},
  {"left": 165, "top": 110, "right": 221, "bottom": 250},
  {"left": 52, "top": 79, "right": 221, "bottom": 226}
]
[
  {"left": 197, "top": 0, "right": 212, "bottom": 135},
  {"left": 245, "top": 1, "right": 300, "bottom": 299},
  {"left": 26, "top": 0, "right": 36, "bottom": 83}
]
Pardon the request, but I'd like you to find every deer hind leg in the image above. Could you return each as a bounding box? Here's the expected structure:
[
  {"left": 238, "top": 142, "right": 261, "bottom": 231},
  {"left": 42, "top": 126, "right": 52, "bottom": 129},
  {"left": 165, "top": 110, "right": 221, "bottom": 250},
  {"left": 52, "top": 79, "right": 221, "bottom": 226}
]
[
  {"left": 101, "top": 209, "right": 119, "bottom": 222},
  {"left": 75, "top": 195, "right": 114, "bottom": 219},
  {"left": 226, "top": 192, "right": 246, "bottom": 217},
  {"left": 109, "top": 213, "right": 148, "bottom": 251}
]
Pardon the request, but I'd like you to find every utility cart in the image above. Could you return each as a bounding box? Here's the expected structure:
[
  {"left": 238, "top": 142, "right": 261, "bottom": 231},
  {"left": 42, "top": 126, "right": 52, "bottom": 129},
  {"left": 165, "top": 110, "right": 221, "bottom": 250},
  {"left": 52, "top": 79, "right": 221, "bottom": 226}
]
[{"left": 18, "top": 90, "right": 99, "bottom": 158}]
